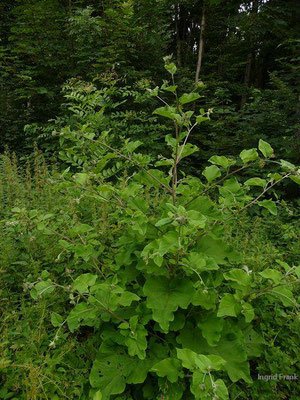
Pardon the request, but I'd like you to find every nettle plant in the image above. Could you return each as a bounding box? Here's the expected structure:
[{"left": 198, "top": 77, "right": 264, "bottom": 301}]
[{"left": 29, "top": 58, "right": 300, "bottom": 400}]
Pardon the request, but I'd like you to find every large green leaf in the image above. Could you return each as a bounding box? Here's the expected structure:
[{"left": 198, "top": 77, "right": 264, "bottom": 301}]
[
  {"left": 153, "top": 106, "right": 177, "bottom": 120},
  {"left": 164, "top": 62, "right": 177, "bottom": 75},
  {"left": 197, "top": 312, "right": 224, "bottom": 346},
  {"left": 93, "top": 390, "right": 102, "bottom": 400},
  {"left": 186, "top": 211, "right": 207, "bottom": 228},
  {"left": 73, "top": 172, "right": 89, "bottom": 185},
  {"left": 72, "top": 273, "right": 97, "bottom": 294},
  {"left": 209, "top": 155, "right": 231, "bottom": 169},
  {"left": 51, "top": 312, "right": 63, "bottom": 327},
  {"left": 187, "top": 196, "right": 222, "bottom": 220},
  {"left": 240, "top": 149, "right": 258, "bottom": 163},
  {"left": 182, "top": 252, "right": 218, "bottom": 274},
  {"left": 202, "top": 165, "right": 221, "bottom": 182},
  {"left": 192, "top": 288, "right": 217, "bottom": 310},
  {"left": 244, "top": 178, "right": 267, "bottom": 187},
  {"left": 90, "top": 283, "right": 140, "bottom": 315},
  {"left": 224, "top": 269, "right": 252, "bottom": 287},
  {"left": 90, "top": 342, "right": 152, "bottom": 399},
  {"left": 120, "top": 316, "right": 148, "bottom": 360},
  {"left": 177, "top": 348, "right": 226, "bottom": 372},
  {"left": 290, "top": 175, "right": 300, "bottom": 184},
  {"left": 280, "top": 159, "right": 296, "bottom": 171},
  {"left": 179, "top": 92, "right": 201, "bottom": 105},
  {"left": 177, "top": 348, "right": 198, "bottom": 370},
  {"left": 217, "top": 294, "right": 241, "bottom": 317},
  {"left": 268, "top": 286, "right": 295, "bottom": 307},
  {"left": 241, "top": 302, "right": 255, "bottom": 323},
  {"left": 259, "top": 199, "right": 277, "bottom": 215},
  {"left": 178, "top": 322, "right": 252, "bottom": 383},
  {"left": 143, "top": 277, "right": 194, "bottom": 331},
  {"left": 196, "top": 236, "right": 241, "bottom": 264},
  {"left": 259, "top": 139, "right": 274, "bottom": 158},
  {"left": 67, "top": 303, "right": 98, "bottom": 332},
  {"left": 30, "top": 280, "right": 55, "bottom": 299},
  {"left": 191, "top": 372, "right": 229, "bottom": 400},
  {"left": 259, "top": 269, "right": 282, "bottom": 284},
  {"left": 141, "top": 230, "right": 179, "bottom": 266}
]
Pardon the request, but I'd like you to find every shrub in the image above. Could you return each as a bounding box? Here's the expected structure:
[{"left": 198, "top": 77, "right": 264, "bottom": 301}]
[{"left": 1, "top": 59, "right": 299, "bottom": 399}]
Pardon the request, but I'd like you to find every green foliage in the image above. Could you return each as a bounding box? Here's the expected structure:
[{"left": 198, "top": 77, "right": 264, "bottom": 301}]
[
  {"left": 0, "top": 0, "right": 170, "bottom": 151},
  {"left": 1, "top": 0, "right": 299, "bottom": 167},
  {"left": 1, "top": 62, "right": 299, "bottom": 399}
]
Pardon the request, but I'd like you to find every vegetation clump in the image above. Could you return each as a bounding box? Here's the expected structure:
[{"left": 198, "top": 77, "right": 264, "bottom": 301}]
[
  {"left": 0, "top": 58, "right": 299, "bottom": 399},
  {"left": 0, "top": 1, "right": 299, "bottom": 398}
]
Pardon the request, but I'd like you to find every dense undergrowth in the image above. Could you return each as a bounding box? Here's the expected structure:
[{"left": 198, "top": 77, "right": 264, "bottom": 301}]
[{"left": 1, "top": 60, "right": 299, "bottom": 400}]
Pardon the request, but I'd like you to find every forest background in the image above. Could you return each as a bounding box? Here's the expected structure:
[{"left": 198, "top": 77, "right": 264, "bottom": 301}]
[
  {"left": 0, "top": 1, "right": 299, "bottom": 400},
  {"left": 0, "top": 0, "right": 299, "bottom": 165}
]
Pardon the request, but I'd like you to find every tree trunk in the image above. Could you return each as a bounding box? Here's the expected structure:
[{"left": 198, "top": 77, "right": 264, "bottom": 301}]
[
  {"left": 240, "top": 52, "right": 253, "bottom": 108},
  {"left": 195, "top": 2, "right": 206, "bottom": 88},
  {"left": 240, "top": 0, "right": 259, "bottom": 108},
  {"left": 175, "top": 4, "right": 182, "bottom": 67}
]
